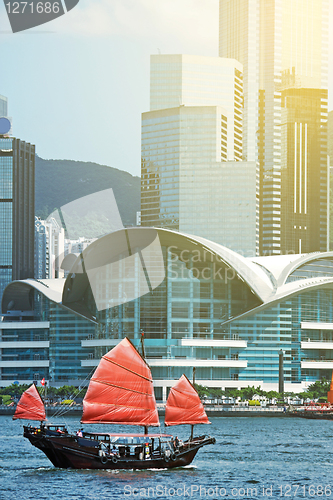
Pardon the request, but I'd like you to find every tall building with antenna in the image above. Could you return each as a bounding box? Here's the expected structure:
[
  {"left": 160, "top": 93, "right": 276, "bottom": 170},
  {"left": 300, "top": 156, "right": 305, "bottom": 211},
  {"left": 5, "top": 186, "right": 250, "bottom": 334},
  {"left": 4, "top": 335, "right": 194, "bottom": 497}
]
[{"left": 0, "top": 103, "right": 35, "bottom": 301}]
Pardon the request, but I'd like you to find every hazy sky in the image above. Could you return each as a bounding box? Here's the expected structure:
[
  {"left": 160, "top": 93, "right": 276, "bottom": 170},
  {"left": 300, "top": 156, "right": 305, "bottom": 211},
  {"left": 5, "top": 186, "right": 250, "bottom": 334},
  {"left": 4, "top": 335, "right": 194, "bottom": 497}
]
[{"left": 0, "top": 0, "right": 332, "bottom": 177}]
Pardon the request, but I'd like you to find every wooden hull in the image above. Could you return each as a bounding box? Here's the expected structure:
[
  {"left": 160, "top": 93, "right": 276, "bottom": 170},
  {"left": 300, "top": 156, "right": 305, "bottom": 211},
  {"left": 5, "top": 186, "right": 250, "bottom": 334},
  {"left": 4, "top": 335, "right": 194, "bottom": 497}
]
[
  {"left": 23, "top": 427, "right": 215, "bottom": 470},
  {"left": 23, "top": 427, "right": 72, "bottom": 468}
]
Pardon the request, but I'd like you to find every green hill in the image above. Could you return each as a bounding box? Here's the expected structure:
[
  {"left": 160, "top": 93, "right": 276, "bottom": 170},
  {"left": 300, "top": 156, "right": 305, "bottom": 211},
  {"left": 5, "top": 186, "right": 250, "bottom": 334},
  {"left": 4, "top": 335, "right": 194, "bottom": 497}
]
[{"left": 35, "top": 157, "right": 141, "bottom": 238}]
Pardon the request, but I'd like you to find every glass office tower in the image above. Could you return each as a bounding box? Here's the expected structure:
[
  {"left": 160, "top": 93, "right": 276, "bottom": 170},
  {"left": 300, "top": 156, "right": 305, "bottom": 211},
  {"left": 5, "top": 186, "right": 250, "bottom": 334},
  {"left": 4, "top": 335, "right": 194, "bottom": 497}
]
[
  {"left": 141, "top": 55, "right": 260, "bottom": 255},
  {"left": 219, "top": 0, "right": 260, "bottom": 163},
  {"left": 141, "top": 105, "right": 229, "bottom": 231},
  {"left": 150, "top": 55, "right": 243, "bottom": 162},
  {"left": 0, "top": 137, "right": 35, "bottom": 300},
  {"left": 219, "top": 0, "right": 329, "bottom": 255},
  {"left": 141, "top": 104, "right": 259, "bottom": 255}
]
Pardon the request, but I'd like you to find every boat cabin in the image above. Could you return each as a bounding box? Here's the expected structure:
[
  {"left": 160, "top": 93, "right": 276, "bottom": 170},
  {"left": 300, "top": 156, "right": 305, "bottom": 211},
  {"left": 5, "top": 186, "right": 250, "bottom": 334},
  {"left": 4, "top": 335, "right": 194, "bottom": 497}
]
[
  {"left": 80, "top": 433, "right": 175, "bottom": 458},
  {"left": 42, "top": 423, "right": 68, "bottom": 435},
  {"left": 82, "top": 432, "right": 172, "bottom": 444}
]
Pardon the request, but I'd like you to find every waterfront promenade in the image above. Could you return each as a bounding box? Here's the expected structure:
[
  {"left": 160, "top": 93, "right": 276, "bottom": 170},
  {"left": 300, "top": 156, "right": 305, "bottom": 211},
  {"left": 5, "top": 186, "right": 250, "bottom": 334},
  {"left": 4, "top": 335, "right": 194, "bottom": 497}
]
[{"left": 0, "top": 404, "right": 287, "bottom": 417}]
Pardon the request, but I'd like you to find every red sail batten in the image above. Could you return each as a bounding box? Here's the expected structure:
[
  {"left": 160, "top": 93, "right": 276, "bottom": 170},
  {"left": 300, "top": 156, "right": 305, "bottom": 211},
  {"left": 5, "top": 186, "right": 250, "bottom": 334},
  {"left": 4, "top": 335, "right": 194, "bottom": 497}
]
[
  {"left": 165, "top": 374, "right": 210, "bottom": 426},
  {"left": 13, "top": 384, "right": 46, "bottom": 421},
  {"left": 81, "top": 337, "right": 160, "bottom": 426}
]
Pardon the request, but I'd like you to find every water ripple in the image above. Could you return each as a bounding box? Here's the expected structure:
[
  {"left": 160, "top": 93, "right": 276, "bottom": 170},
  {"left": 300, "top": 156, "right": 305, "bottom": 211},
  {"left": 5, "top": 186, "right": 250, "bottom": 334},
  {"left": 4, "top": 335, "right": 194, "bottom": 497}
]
[{"left": 1, "top": 416, "right": 332, "bottom": 499}]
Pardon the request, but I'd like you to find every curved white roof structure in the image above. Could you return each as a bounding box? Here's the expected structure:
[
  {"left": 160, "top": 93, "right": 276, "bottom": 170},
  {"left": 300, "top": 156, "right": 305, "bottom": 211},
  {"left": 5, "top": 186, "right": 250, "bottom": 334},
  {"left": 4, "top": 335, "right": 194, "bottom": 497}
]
[
  {"left": 2, "top": 278, "right": 65, "bottom": 313},
  {"left": 3, "top": 228, "right": 333, "bottom": 322},
  {"left": 176, "top": 231, "right": 274, "bottom": 302}
]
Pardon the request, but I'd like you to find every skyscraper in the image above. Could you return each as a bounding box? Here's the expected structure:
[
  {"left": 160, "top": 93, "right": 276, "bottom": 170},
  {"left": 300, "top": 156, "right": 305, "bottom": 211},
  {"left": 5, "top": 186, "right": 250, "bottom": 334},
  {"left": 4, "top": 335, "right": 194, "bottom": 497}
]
[
  {"left": 35, "top": 216, "right": 65, "bottom": 279},
  {"left": 141, "top": 104, "right": 229, "bottom": 231},
  {"left": 150, "top": 55, "right": 243, "bottom": 162},
  {"left": 219, "top": 0, "right": 259, "bottom": 163},
  {"left": 141, "top": 55, "right": 259, "bottom": 254},
  {"left": 219, "top": 0, "right": 329, "bottom": 255},
  {"left": 0, "top": 135, "right": 35, "bottom": 300},
  {"left": 0, "top": 95, "right": 8, "bottom": 117},
  {"left": 141, "top": 104, "right": 259, "bottom": 253}
]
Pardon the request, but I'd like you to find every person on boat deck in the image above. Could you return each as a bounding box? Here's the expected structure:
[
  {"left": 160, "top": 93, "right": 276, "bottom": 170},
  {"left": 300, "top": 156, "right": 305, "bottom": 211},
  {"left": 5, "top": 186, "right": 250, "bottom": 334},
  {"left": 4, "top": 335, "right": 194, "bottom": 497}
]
[
  {"left": 173, "top": 436, "right": 180, "bottom": 449},
  {"left": 76, "top": 429, "right": 83, "bottom": 437},
  {"left": 111, "top": 444, "right": 118, "bottom": 456}
]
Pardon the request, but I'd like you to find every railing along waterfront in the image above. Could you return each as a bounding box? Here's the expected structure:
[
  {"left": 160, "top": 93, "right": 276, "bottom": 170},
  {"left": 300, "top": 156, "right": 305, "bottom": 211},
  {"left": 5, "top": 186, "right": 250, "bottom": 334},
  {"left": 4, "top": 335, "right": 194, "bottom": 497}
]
[{"left": 201, "top": 405, "right": 286, "bottom": 413}]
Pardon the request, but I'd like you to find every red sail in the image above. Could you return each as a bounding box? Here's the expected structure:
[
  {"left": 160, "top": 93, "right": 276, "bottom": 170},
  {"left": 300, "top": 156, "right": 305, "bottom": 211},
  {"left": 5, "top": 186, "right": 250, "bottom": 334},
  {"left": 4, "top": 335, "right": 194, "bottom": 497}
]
[
  {"left": 81, "top": 337, "right": 160, "bottom": 426},
  {"left": 13, "top": 384, "right": 46, "bottom": 421},
  {"left": 327, "top": 370, "right": 333, "bottom": 403},
  {"left": 165, "top": 374, "right": 210, "bottom": 426}
]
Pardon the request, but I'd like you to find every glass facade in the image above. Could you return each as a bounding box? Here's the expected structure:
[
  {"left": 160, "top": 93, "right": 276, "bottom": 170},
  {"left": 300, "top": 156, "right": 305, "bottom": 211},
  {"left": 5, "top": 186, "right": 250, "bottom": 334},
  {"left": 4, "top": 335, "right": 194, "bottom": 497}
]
[
  {"left": 141, "top": 105, "right": 258, "bottom": 255},
  {"left": 227, "top": 288, "right": 333, "bottom": 384},
  {"left": 280, "top": 87, "right": 328, "bottom": 253},
  {"left": 141, "top": 54, "right": 261, "bottom": 256},
  {"left": 150, "top": 54, "right": 243, "bottom": 162},
  {"left": 86, "top": 240, "right": 261, "bottom": 384},
  {"left": 71, "top": 233, "right": 333, "bottom": 390},
  {"left": 0, "top": 138, "right": 14, "bottom": 300},
  {"left": 219, "top": 0, "right": 329, "bottom": 255},
  {"left": 0, "top": 330, "right": 49, "bottom": 382},
  {"left": 35, "top": 216, "right": 65, "bottom": 279},
  {"left": 178, "top": 161, "right": 259, "bottom": 255},
  {"left": 48, "top": 303, "right": 95, "bottom": 382},
  {"left": 141, "top": 106, "right": 228, "bottom": 230},
  {"left": 0, "top": 289, "right": 95, "bottom": 383},
  {"left": 0, "top": 137, "right": 35, "bottom": 302},
  {"left": 3, "top": 230, "right": 333, "bottom": 391},
  {"left": 219, "top": 0, "right": 260, "bottom": 163}
]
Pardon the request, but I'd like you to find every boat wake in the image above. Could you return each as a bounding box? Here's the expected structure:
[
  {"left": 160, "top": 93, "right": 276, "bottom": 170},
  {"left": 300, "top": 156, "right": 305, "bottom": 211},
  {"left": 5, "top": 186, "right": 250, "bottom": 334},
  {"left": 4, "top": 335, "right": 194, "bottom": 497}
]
[{"left": 147, "top": 468, "right": 168, "bottom": 471}]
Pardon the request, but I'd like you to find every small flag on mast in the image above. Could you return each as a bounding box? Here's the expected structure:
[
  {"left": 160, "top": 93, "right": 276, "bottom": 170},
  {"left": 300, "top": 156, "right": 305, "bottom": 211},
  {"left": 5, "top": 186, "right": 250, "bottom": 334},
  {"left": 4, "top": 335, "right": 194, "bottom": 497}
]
[{"left": 41, "top": 378, "right": 45, "bottom": 386}]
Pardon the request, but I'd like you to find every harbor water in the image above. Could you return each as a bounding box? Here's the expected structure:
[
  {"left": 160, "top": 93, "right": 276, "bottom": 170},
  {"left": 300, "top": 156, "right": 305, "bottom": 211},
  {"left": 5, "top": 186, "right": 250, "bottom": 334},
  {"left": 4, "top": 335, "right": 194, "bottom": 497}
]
[{"left": 1, "top": 415, "right": 333, "bottom": 499}]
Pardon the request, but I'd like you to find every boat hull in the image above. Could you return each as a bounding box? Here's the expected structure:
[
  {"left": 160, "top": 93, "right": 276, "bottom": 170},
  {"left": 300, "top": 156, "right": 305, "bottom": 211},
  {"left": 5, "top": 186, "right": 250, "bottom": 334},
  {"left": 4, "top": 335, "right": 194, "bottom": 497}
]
[
  {"left": 23, "top": 426, "right": 73, "bottom": 468},
  {"left": 23, "top": 427, "right": 215, "bottom": 470}
]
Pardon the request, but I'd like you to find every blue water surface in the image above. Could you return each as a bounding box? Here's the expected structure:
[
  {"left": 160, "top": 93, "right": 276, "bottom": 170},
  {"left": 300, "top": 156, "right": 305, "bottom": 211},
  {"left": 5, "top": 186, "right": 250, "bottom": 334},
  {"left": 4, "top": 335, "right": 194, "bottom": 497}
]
[{"left": 1, "top": 415, "right": 333, "bottom": 499}]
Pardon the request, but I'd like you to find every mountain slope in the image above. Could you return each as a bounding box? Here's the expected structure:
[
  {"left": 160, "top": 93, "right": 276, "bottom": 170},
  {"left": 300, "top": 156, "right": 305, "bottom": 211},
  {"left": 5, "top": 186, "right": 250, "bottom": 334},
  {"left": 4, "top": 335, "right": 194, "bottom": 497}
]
[{"left": 35, "top": 157, "right": 141, "bottom": 238}]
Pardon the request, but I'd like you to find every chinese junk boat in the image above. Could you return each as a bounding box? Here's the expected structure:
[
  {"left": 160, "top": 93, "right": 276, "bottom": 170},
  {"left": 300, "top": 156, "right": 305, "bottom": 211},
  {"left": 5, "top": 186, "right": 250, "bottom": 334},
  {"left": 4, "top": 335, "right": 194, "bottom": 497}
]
[{"left": 15, "top": 338, "right": 215, "bottom": 469}]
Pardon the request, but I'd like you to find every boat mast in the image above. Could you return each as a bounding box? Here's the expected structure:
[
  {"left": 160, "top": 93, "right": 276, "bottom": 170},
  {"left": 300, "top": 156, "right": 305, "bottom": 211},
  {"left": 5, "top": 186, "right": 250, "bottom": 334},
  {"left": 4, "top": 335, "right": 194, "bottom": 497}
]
[
  {"left": 44, "top": 381, "right": 47, "bottom": 421},
  {"left": 141, "top": 331, "right": 148, "bottom": 435},
  {"left": 140, "top": 331, "right": 145, "bottom": 358},
  {"left": 190, "top": 367, "right": 196, "bottom": 441},
  {"left": 36, "top": 379, "right": 47, "bottom": 423}
]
